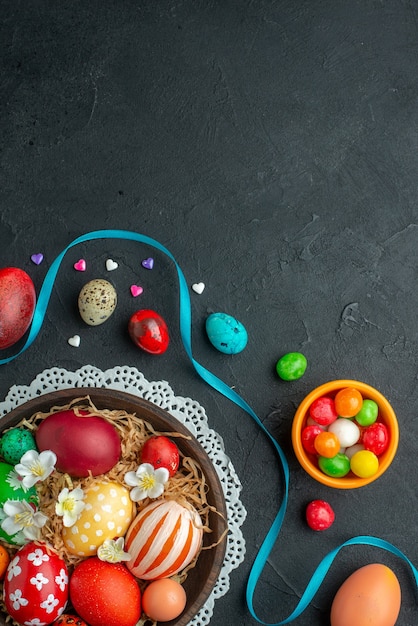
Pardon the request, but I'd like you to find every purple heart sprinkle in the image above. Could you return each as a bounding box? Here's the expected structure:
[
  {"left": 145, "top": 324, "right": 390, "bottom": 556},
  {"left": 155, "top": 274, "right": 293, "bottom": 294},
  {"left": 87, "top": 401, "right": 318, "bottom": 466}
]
[
  {"left": 31, "top": 253, "right": 44, "bottom": 265},
  {"left": 141, "top": 257, "right": 154, "bottom": 270}
]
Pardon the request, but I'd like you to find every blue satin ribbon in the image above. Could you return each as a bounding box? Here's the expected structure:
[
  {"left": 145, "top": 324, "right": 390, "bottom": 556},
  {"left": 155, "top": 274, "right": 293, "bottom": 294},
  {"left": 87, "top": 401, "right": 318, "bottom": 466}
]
[{"left": 1, "top": 229, "right": 417, "bottom": 623}]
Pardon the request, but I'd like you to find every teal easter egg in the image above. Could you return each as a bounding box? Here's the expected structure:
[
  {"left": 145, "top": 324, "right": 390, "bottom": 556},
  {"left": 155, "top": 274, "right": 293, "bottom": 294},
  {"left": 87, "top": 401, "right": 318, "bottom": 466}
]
[
  {"left": 206, "top": 312, "right": 248, "bottom": 354},
  {"left": 0, "top": 428, "right": 37, "bottom": 465},
  {"left": 0, "top": 461, "right": 38, "bottom": 544}
]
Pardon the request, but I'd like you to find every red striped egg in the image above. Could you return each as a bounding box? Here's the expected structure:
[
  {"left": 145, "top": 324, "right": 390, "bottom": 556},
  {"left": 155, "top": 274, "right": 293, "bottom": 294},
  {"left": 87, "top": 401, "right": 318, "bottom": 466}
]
[{"left": 125, "top": 499, "right": 203, "bottom": 580}]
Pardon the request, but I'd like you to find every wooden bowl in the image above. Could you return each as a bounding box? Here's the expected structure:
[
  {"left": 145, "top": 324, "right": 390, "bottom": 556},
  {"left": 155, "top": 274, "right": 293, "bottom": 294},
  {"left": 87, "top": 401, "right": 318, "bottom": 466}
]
[
  {"left": 291, "top": 379, "right": 399, "bottom": 489},
  {"left": 0, "top": 388, "right": 227, "bottom": 626}
]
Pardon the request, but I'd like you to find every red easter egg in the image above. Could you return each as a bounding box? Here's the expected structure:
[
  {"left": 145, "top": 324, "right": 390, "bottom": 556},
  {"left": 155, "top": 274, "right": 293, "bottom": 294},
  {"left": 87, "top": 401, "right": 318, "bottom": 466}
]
[
  {"left": 52, "top": 615, "right": 88, "bottom": 625},
  {"left": 125, "top": 499, "right": 203, "bottom": 580},
  {"left": 4, "top": 541, "right": 68, "bottom": 625},
  {"left": 36, "top": 409, "right": 121, "bottom": 477},
  {"left": 128, "top": 309, "right": 170, "bottom": 354},
  {"left": 70, "top": 558, "right": 141, "bottom": 626},
  {"left": 141, "top": 435, "right": 180, "bottom": 477},
  {"left": 0, "top": 267, "right": 36, "bottom": 350}
]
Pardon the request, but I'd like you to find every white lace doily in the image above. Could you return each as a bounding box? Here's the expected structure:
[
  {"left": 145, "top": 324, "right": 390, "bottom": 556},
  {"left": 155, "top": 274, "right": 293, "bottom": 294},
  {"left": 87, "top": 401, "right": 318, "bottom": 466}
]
[{"left": 0, "top": 365, "right": 246, "bottom": 626}]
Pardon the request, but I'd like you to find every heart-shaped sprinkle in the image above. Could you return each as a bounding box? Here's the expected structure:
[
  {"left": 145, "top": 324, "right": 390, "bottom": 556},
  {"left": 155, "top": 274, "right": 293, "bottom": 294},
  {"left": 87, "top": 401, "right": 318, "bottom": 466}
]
[
  {"left": 192, "top": 282, "right": 205, "bottom": 294},
  {"left": 68, "top": 335, "right": 81, "bottom": 347},
  {"left": 74, "top": 259, "right": 86, "bottom": 272},
  {"left": 141, "top": 257, "right": 154, "bottom": 270},
  {"left": 106, "top": 259, "right": 118, "bottom": 271},
  {"left": 130, "top": 285, "right": 144, "bottom": 297},
  {"left": 31, "top": 253, "right": 44, "bottom": 265}
]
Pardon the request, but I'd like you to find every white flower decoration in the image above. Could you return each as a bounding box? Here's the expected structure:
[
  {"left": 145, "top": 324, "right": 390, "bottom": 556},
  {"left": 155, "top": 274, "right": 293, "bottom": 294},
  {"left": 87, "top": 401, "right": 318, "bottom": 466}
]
[
  {"left": 15, "top": 450, "right": 57, "bottom": 489},
  {"left": 7, "top": 556, "right": 21, "bottom": 581},
  {"left": 6, "top": 470, "right": 29, "bottom": 492},
  {"left": 40, "top": 593, "right": 59, "bottom": 614},
  {"left": 55, "top": 568, "right": 68, "bottom": 592},
  {"left": 1, "top": 500, "right": 48, "bottom": 541},
  {"left": 97, "top": 537, "right": 131, "bottom": 563},
  {"left": 28, "top": 548, "right": 49, "bottom": 566},
  {"left": 10, "top": 588, "right": 29, "bottom": 610},
  {"left": 124, "top": 463, "right": 169, "bottom": 502},
  {"left": 30, "top": 572, "right": 49, "bottom": 590},
  {"left": 55, "top": 487, "right": 85, "bottom": 527}
]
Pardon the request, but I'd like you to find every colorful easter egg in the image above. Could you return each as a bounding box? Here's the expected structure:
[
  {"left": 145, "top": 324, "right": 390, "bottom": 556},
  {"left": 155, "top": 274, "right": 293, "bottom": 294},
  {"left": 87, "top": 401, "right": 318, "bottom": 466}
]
[
  {"left": 78, "top": 279, "right": 117, "bottom": 326},
  {"left": 128, "top": 309, "right": 170, "bottom": 354},
  {"left": 140, "top": 436, "right": 180, "bottom": 477},
  {"left": 0, "top": 427, "right": 37, "bottom": 465},
  {"left": 0, "top": 461, "right": 38, "bottom": 544},
  {"left": 205, "top": 312, "right": 248, "bottom": 354},
  {"left": 62, "top": 481, "right": 133, "bottom": 556},
  {"left": 36, "top": 409, "right": 121, "bottom": 477},
  {"left": 70, "top": 558, "right": 141, "bottom": 626},
  {"left": 0, "top": 267, "right": 36, "bottom": 350},
  {"left": 125, "top": 499, "right": 203, "bottom": 580},
  {"left": 3, "top": 541, "right": 68, "bottom": 625},
  {"left": 52, "top": 615, "right": 88, "bottom": 625}
]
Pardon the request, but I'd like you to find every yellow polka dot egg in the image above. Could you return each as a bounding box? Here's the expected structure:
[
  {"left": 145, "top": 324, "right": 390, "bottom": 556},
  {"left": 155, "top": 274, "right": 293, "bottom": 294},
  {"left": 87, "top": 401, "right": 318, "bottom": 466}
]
[{"left": 62, "top": 481, "right": 133, "bottom": 556}]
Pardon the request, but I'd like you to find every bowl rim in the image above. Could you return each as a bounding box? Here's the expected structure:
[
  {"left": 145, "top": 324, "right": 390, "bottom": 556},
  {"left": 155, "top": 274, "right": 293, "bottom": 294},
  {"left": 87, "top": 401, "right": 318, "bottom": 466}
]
[
  {"left": 0, "top": 387, "right": 227, "bottom": 626},
  {"left": 291, "top": 379, "right": 399, "bottom": 489}
]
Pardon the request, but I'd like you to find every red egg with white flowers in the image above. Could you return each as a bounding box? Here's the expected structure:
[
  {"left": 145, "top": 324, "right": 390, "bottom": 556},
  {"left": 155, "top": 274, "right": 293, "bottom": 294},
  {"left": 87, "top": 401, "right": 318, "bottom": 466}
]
[{"left": 3, "top": 541, "right": 68, "bottom": 625}]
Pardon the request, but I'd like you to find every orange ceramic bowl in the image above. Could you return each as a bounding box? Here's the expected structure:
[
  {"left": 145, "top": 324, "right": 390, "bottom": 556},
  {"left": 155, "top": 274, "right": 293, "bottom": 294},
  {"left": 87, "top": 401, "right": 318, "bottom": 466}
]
[{"left": 291, "top": 380, "right": 399, "bottom": 489}]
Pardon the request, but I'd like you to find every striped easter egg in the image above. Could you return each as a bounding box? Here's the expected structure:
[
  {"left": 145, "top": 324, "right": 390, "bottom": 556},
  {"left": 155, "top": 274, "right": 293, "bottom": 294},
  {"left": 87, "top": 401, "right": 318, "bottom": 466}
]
[{"left": 125, "top": 499, "right": 203, "bottom": 580}]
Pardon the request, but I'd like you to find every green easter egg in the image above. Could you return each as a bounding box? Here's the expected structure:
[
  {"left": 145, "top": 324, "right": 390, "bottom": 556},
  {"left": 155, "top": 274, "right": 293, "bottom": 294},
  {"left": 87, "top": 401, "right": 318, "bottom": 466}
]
[
  {"left": 0, "top": 428, "right": 37, "bottom": 465},
  {"left": 0, "top": 461, "right": 38, "bottom": 544}
]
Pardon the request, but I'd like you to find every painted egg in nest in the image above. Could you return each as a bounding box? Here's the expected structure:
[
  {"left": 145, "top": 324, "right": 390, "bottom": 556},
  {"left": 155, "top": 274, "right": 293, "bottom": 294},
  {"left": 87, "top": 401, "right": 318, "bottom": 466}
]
[
  {"left": 35, "top": 409, "right": 121, "bottom": 477},
  {"left": 0, "top": 427, "right": 37, "bottom": 465},
  {"left": 52, "top": 615, "right": 88, "bottom": 625},
  {"left": 78, "top": 279, "right": 117, "bottom": 326},
  {"left": 62, "top": 481, "right": 133, "bottom": 556},
  {"left": 4, "top": 541, "right": 68, "bottom": 625},
  {"left": 0, "top": 461, "right": 38, "bottom": 544},
  {"left": 125, "top": 499, "right": 203, "bottom": 580}
]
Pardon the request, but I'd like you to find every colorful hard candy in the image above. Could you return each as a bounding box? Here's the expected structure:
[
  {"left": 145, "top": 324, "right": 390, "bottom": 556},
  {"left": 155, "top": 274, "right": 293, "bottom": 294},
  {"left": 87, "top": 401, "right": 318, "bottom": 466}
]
[
  {"left": 78, "top": 279, "right": 117, "bottom": 326},
  {"left": 205, "top": 312, "right": 248, "bottom": 354},
  {"left": 128, "top": 309, "right": 170, "bottom": 354},
  {"left": 0, "top": 267, "right": 36, "bottom": 350}
]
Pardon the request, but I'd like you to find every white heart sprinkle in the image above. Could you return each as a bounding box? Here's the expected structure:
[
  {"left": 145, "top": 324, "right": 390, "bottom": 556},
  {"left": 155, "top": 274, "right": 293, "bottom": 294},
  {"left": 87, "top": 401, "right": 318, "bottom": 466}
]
[
  {"left": 68, "top": 335, "right": 81, "bottom": 348},
  {"left": 192, "top": 282, "right": 205, "bottom": 294},
  {"left": 106, "top": 259, "right": 118, "bottom": 271}
]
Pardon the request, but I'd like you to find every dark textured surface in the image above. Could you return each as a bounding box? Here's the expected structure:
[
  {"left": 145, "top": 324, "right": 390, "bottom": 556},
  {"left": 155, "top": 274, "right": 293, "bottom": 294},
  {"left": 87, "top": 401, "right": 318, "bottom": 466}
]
[{"left": 1, "top": 1, "right": 418, "bottom": 624}]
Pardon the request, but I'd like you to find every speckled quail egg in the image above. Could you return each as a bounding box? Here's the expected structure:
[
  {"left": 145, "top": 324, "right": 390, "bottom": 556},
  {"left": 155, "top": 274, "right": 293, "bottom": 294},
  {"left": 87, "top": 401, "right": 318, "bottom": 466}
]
[{"left": 78, "top": 279, "right": 117, "bottom": 326}]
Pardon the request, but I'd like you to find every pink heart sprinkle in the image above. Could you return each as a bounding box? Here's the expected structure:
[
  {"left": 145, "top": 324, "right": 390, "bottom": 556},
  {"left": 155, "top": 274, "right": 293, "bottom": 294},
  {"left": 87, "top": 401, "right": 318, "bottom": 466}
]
[
  {"left": 130, "top": 285, "right": 144, "bottom": 297},
  {"left": 74, "top": 259, "right": 86, "bottom": 271},
  {"left": 31, "top": 253, "right": 44, "bottom": 265},
  {"left": 141, "top": 257, "right": 154, "bottom": 270}
]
